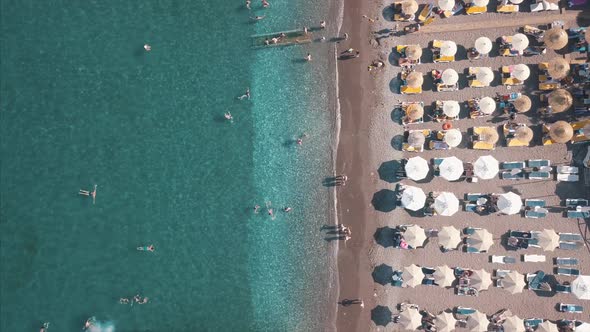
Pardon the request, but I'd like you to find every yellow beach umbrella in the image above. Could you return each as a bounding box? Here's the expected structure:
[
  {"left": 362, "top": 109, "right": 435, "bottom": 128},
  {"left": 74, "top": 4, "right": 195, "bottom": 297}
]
[
  {"left": 537, "top": 229, "right": 559, "bottom": 251},
  {"left": 513, "top": 95, "right": 531, "bottom": 113},
  {"left": 438, "top": 226, "right": 461, "bottom": 250},
  {"left": 547, "top": 58, "right": 570, "bottom": 79},
  {"left": 548, "top": 89, "right": 573, "bottom": 113},
  {"left": 544, "top": 28, "right": 568, "bottom": 50},
  {"left": 549, "top": 121, "right": 573, "bottom": 143}
]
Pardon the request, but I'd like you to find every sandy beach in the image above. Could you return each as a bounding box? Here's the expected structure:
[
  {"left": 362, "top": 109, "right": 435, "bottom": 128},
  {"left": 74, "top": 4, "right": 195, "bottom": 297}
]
[{"left": 335, "top": 1, "right": 589, "bottom": 331}]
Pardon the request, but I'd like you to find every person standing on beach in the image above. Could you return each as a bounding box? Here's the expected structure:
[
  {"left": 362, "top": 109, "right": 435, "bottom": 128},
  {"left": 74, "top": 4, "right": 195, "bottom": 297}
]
[{"left": 305, "top": 53, "right": 312, "bottom": 62}]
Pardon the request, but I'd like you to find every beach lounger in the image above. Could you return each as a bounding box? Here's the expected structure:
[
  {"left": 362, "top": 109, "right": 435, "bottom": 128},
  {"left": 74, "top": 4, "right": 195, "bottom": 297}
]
[
  {"left": 525, "top": 209, "right": 548, "bottom": 219},
  {"left": 566, "top": 211, "right": 590, "bottom": 219},
  {"left": 401, "top": 85, "right": 422, "bottom": 95},
  {"left": 559, "top": 233, "right": 583, "bottom": 242},
  {"left": 466, "top": 193, "right": 484, "bottom": 202},
  {"left": 559, "top": 303, "right": 583, "bottom": 313},
  {"left": 554, "top": 284, "right": 571, "bottom": 293},
  {"left": 465, "top": 5, "right": 486, "bottom": 14},
  {"left": 539, "top": 82, "right": 561, "bottom": 90},
  {"left": 463, "top": 227, "right": 479, "bottom": 235},
  {"left": 524, "top": 319, "right": 543, "bottom": 329},
  {"left": 525, "top": 199, "right": 545, "bottom": 208},
  {"left": 497, "top": 4, "right": 519, "bottom": 12},
  {"left": 429, "top": 140, "right": 450, "bottom": 150},
  {"left": 559, "top": 242, "right": 582, "bottom": 251},
  {"left": 528, "top": 171, "right": 551, "bottom": 180},
  {"left": 501, "top": 171, "right": 524, "bottom": 180},
  {"left": 468, "top": 79, "right": 486, "bottom": 88},
  {"left": 433, "top": 158, "right": 445, "bottom": 168},
  {"left": 402, "top": 143, "right": 424, "bottom": 152},
  {"left": 465, "top": 203, "right": 477, "bottom": 212},
  {"left": 495, "top": 269, "right": 510, "bottom": 278},
  {"left": 418, "top": 4, "right": 433, "bottom": 22},
  {"left": 455, "top": 307, "right": 477, "bottom": 316},
  {"left": 565, "top": 198, "right": 589, "bottom": 207},
  {"left": 465, "top": 246, "right": 481, "bottom": 253},
  {"left": 557, "top": 166, "right": 578, "bottom": 174},
  {"left": 510, "top": 230, "right": 532, "bottom": 239},
  {"left": 523, "top": 254, "right": 546, "bottom": 262},
  {"left": 491, "top": 255, "right": 516, "bottom": 264},
  {"left": 527, "top": 159, "right": 550, "bottom": 168},
  {"left": 472, "top": 141, "right": 494, "bottom": 150},
  {"left": 555, "top": 257, "right": 578, "bottom": 266},
  {"left": 526, "top": 272, "right": 546, "bottom": 290},
  {"left": 501, "top": 161, "right": 525, "bottom": 170},
  {"left": 557, "top": 174, "right": 579, "bottom": 182},
  {"left": 422, "top": 267, "right": 436, "bottom": 275}
]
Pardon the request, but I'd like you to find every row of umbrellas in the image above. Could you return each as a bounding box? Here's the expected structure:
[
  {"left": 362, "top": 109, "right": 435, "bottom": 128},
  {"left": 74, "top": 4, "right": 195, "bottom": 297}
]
[{"left": 405, "top": 155, "right": 499, "bottom": 181}]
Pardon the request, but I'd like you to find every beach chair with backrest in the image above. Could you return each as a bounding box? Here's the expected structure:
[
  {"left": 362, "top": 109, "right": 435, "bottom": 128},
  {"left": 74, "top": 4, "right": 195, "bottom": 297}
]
[
  {"left": 556, "top": 268, "right": 580, "bottom": 276},
  {"left": 557, "top": 166, "right": 578, "bottom": 174},
  {"left": 525, "top": 199, "right": 545, "bottom": 208},
  {"left": 502, "top": 161, "right": 525, "bottom": 170},
  {"left": 456, "top": 307, "right": 477, "bottom": 316},
  {"left": 559, "top": 304, "right": 583, "bottom": 313},
  {"left": 554, "top": 283, "right": 571, "bottom": 293},
  {"left": 491, "top": 255, "right": 516, "bottom": 264},
  {"left": 559, "top": 233, "right": 583, "bottom": 242},
  {"left": 555, "top": 257, "right": 578, "bottom": 266},
  {"left": 566, "top": 198, "right": 589, "bottom": 207},
  {"left": 465, "top": 246, "right": 481, "bottom": 253},
  {"left": 559, "top": 242, "right": 582, "bottom": 251},
  {"left": 557, "top": 174, "right": 579, "bottom": 182},
  {"left": 525, "top": 208, "right": 548, "bottom": 219},
  {"left": 528, "top": 159, "right": 550, "bottom": 168},
  {"left": 523, "top": 254, "right": 546, "bottom": 262},
  {"left": 466, "top": 193, "right": 484, "bottom": 202},
  {"left": 566, "top": 211, "right": 590, "bottom": 219},
  {"left": 502, "top": 171, "right": 525, "bottom": 180},
  {"left": 465, "top": 2, "right": 486, "bottom": 14},
  {"left": 528, "top": 171, "right": 551, "bottom": 180}
]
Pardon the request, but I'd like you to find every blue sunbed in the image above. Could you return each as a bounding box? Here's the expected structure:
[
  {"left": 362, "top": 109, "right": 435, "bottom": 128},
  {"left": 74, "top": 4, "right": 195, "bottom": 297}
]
[
  {"left": 556, "top": 268, "right": 580, "bottom": 276},
  {"left": 525, "top": 199, "right": 546, "bottom": 207},
  {"left": 555, "top": 257, "right": 578, "bottom": 266},
  {"left": 528, "top": 159, "right": 550, "bottom": 168},
  {"left": 502, "top": 171, "right": 525, "bottom": 180},
  {"left": 559, "top": 242, "right": 581, "bottom": 250},
  {"left": 455, "top": 307, "right": 476, "bottom": 316},
  {"left": 554, "top": 284, "right": 571, "bottom": 293},
  {"left": 502, "top": 161, "right": 525, "bottom": 170},
  {"left": 559, "top": 233, "right": 583, "bottom": 242},
  {"left": 528, "top": 171, "right": 551, "bottom": 180},
  {"left": 525, "top": 210, "right": 547, "bottom": 218},
  {"left": 525, "top": 319, "right": 543, "bottom": 329},
  {"left": 465, "top": 203, "right": 477, "bottom": 212},
  {"left": 465, "top": 246, "right": 480, "bottom": 253},
  {"left": 566, "top": 198, "right": 589, "bottom": 207},
  {"left": 567, "top": 211, "right": 590, "bottom": 219},
  {"left": 466, "top": 193, "right": 484, "bottom": 202},
  {"left": 463, "top": 227, "right": 477, "bottom": 235}
]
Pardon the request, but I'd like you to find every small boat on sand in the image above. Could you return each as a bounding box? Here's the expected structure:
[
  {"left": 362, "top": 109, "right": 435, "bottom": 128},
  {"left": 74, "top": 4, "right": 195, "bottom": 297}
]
[{"left": 251, "top": 29, "right": 313, "bottom": 48}]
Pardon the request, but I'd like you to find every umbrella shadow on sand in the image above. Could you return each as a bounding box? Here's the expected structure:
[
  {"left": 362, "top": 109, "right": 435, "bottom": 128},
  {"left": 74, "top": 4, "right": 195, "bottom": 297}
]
[
  {"left": 371, "top": 305, "right": 393, "bottom": 327},
  {"left": 391, "top": 135, "right": 404, "bottom": 150},
  {"left": 381, "top": 6, "right": 395, "bottom": 22},
  {"left": 372, "top": 263, "right": 395, "bottom": 285},
  {"left": 378, "top": 160, "right": 402, "bottom": 183},
  {"left": 374, "top": 227, "right": 398, "bottom": 248},
  {"left": 372, "top": 189, "right": 398, "bottom": 212}
]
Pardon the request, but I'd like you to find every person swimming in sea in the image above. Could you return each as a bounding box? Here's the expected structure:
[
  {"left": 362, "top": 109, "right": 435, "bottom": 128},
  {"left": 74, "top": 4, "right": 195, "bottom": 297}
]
[
  {"left": 250, "top": 15, "right": 265, "bottom": 21},
  {"left": 254, "top": 205, "right": 260, "bottom": 213},
  {"left": 40, "top": 322, "right": 49, "bottom": 332},
  {"left": 224, "top": 112, "right": 233, "bottom": 122},
  {"left": 119, "top": 298, "right": 130, "bottom": 304},
  {"left": 237, "top": 88, "right": 250, "bottom": 100},
  {"left": 84, "top": 317, "right": 96, "bottom": 330}
]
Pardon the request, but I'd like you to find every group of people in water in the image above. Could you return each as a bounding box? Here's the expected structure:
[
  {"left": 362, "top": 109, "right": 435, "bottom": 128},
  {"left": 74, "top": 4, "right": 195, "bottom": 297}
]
[
  {"left": 119, "top": 294, "right": 149, "bottom": 305},
  {"left": 253, "top": 201, "right": 292, "bottom": 220},
  {"left": 246, "top": 0, "right": 269, "bottom": 10}
]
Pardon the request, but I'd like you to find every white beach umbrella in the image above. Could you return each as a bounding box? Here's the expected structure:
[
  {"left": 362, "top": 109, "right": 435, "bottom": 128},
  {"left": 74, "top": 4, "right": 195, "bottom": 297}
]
[
  {"left": 511, "top": 33, "right": 529, "bottom": 51},
  {"left": 472, "top": 0, "right": 489, "bottom": 6},
  {"left": 400, "top": 307, "right": 422, "bottom": 330},
  {"left": 440, "top": 41, "right": 457, "bottom": 56},
  {"left": 474, "top": 155, "right": 499, "bottom": 179},
  {"left": 497, "top": 192, "right": 522, "bottom": 215},
  {"left": 434, "top": 192, "right": 460, "bottom": 216},
  {"left": 441, "top": 69, "right": 459, "bottom": 85},
  {"left": 439, "top": 157, "right": 464, "bottom": 181},
  {"left": 438, "top": 0, "right": 455, "bottom": 10},
  {"left": 476, "top": 67, "right": 494, "bottom": 85},
  {"left": 502, "top": 271, "right": 526, "bottom": 294},
  {"left": 405, "top": 156, "right": 429, "bottom": 181},
  {"left": 469, "top": 229, "right": 494, "bottom": 252},
  {"left": 443, "top": 129, "right": 462, "bottom": 148},
  {"left": 537, "top": 229, "right": 559, "bottom": 252},
  {"left": 474, "top": 37, "right": 492, "bottom": 54},
  {"left": 471, "top": 269, "right": 492, "bottom": 291},
  {"left": 404, "top": 225, "right": 427, "bottom": 248},
  {"left": 478, "top": 96, "right": 496, "bottom": 114},
  {"left": 510, "top": 0, "right": 524, "bottom": 4},
  {"left": 435, "top": 311, "right": 457, "bottom": 332},
  {"left": 438, "top": 226, "right": 462, "bottom": 250},
  {"left": 443, "top": 100, "right": 460, "bottom": 117},
  {"left": 503, "top": 315, "right": 525, "bottom": 332},
  {"left": 576, "top": 323, "right": 590, "bottom": 332},
  {"left": 571, "top": 275, "right": 590, "bottom": 300},
  {"left": 401, "top": 186, "right": 426, "bottom": 211},
  {"left": 512, "top": 64, "right": 530, "bottom": 81},
  {"left": 467, "top": 311, "right": 489, "bottom": 332},
  {"left": 403, "top": 264, "right": 425, "bottom": 288},
  {"left": 537, "top": 321, "right": 559, "bottom": 332},
  {"left": 433, "top": 265, "right": 456, "bottom": 288}
]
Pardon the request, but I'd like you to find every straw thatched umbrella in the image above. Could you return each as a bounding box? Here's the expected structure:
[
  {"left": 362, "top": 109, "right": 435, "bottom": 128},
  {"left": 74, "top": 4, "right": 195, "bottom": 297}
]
[
  {"left": 402, "top": 0, "right": 419, "bottom": 14},
  {"left": 478, "top": 97, "right": 496, "bottom": 114},
  {"left": 442, "top": 68, "right": 459, "bottom": 85},
  {"left": 571, "top": 275, "right": 590, "bottom": 300},
  {"left": 403, "top": 264, "right": 425, "bottom": 288},
  {"left": 406, "top": 103, "right": 424, "bottom": 120},
  {"left": 443, "top": 129, "right": 462, "bottom": 148},
  {"left": 586, "top": 30, "right": 590, "bottom": 44},
  {"left": 406, "top": 71, "right": 423, "bottom": 88},
  {"left": 547, "top": 58, "right": 570, "bottom": 79},
  {"left": 544, "top": 27, "right": 568, "bottom": 50},
  {"left": 469, "top": 228, "right": 493, "bottom": 252},
  {"left": 475, "top": 37, "right": 492, "bottom": 54},
  {"left": 497, "top": 192, "right": 522, "bottom": 215},
  {"left": 399, "top": 307, "right": 422, "bottom": 330},
  {"left": 548, "top": 89, "right": 573, "bottom": 113},
  {"left": 440, "top": 41, "right": 457, "bottom": 56},
  {"left": 582, "top": 123, "right": 590, "bottom": 138},
  {"left": 511, "top": 33, "right": 529, "bottom": 51},
  {"left": 438, "top": 226, "right": 461, "bottom": 250},
  {"left": 478, "top": 127, "right": 499, "bottom": 144},
  {"left": 433, "top": 265, "right": 456, "bottom": 287},
  {"left": 537, "top": 229, "right": 559, "bottom": 251},
  {"left": 549, "top": 121, "right": 574, "bottom": 143},
  {"left": 537, "top": 321, "right": 559, "bottom": 332},
  {"left": 512, "top": 64, "right": 530, "bottom": 81},
  {"left": 502, "top": 271, "right": 526, "bottom": 294},
  {"left": 408, "top": 131, "right": 426, "bottom": 146},
  {"left": 476, "top": 67, "right": 494, "bottom": 84},
  {"left": 471, "top": 269, "right": 492, "bottom": 291},
  {"left": 405, "top": 45, "right": 422, "bottom": 60},
  {"left": 473, "top": 155, "right": 499, "bottom": 179},
  {"left": 439, "top": 156, "right": 464, "bottom": 181},
  {"left": 467, "top": 311, "right": 489, "bottom": 332},
  {"left": 434, "top": 192, "right": 460, "bottom": 216},
  {"left": 401, "top": 186, "right": 426, "bottom": 211},
  {"left": 513, "top": 95, "right": 531, "bottom": 113},
  {"left": 515, "top": 126, "right": 533, "bottom": 144},
  {"left": 472, "top": 0, "right": 489, "bottom": 6},
  {"left": 405, "top": 156, "right": 429, "bottom": 181},
  {"left": 435, "top": 311, "right": 457, "bottom": 332},
  {"left": 503, "top": 315, "right": 525, "bottom": 332},
  {"left": 438, "top": 0, "right": 455, "bottom": 10},
  {"left": 443, "top": 100, "right": 460, "bottom": 117},
  {"left": 403, "top": 225, "right": 427, "bottom": 248},
  {"left": 371, "top": 305, "right": 393, "bottom": 326}
]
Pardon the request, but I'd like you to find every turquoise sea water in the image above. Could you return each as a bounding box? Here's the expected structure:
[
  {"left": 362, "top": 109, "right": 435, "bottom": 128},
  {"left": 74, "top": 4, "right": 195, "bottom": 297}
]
[{"left": 1, "top": 1, "right": 341, "bottom": 331}]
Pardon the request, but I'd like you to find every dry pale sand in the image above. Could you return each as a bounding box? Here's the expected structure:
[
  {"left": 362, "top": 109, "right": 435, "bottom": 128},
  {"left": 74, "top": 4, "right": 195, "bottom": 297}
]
[{"left": 356, "top": 2, "right": 590, "bottom": 331}]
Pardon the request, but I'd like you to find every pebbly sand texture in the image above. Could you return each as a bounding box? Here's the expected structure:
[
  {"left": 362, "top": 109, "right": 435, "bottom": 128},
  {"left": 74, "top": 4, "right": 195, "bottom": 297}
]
[{"left": 335, "top": 1, "right": 589, "bottom": 331}]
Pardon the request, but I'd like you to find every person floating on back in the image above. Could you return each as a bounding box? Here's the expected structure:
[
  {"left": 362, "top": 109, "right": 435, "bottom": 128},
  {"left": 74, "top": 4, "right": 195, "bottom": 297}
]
[{"left": 79, "top": 185, "right": 97, "bottom": 204}]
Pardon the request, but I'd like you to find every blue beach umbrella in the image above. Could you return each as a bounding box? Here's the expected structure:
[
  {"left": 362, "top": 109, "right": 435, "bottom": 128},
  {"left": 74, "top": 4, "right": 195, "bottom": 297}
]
[
  {"left": 372, "top": 264, "right": 395, "bottom": 285},
  {"left": 371, "top": 305, "right": 393, "bottom": 327}
]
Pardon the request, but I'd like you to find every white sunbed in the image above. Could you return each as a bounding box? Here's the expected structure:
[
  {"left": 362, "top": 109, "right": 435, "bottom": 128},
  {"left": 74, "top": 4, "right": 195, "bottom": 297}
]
[
  {"left": 557, "top": 166, "right": 579, "bottom": 174},
  {"left": 523, "top": 254, "right": 546, "bottom": 263},
  {"left": 557, "top": 174, "right": 579, "bottom": 182},
  {"left": 491, "top": 255, "right": 516, "bottom": 264}
]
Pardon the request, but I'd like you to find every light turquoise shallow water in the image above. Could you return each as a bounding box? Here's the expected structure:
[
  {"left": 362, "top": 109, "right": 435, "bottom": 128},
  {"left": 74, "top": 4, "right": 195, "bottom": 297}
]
[{"left": 1, "top": 1, "right": 340, "bottom": 331}]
